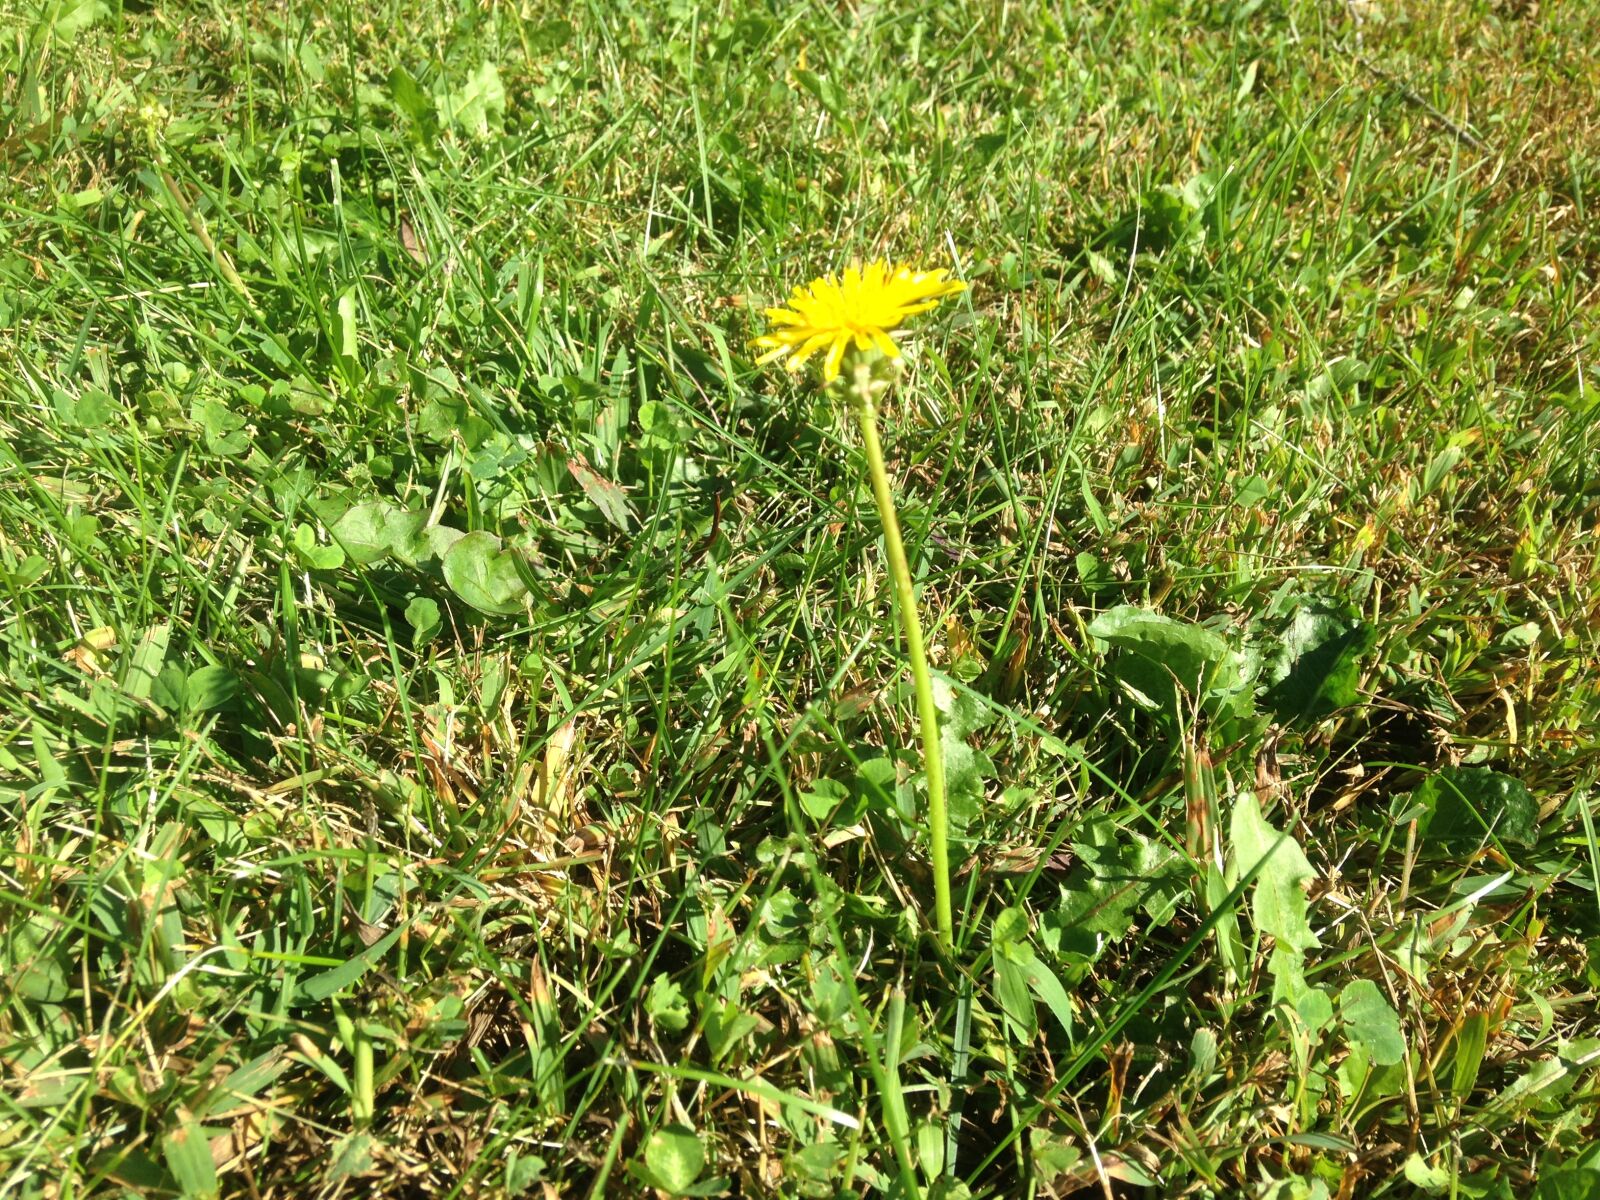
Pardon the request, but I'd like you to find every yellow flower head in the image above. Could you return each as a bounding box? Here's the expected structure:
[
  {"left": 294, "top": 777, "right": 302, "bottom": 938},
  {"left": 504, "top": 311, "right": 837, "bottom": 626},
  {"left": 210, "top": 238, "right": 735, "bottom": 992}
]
[{"left": 753, "top": 259, "right": 967, "bottom": 384}]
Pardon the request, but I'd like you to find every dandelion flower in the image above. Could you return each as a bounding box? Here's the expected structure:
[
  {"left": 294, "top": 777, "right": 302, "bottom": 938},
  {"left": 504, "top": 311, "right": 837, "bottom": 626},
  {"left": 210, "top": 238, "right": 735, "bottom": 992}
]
[{"left": 753, "top": 259, "right": 966, "bottom": 384}]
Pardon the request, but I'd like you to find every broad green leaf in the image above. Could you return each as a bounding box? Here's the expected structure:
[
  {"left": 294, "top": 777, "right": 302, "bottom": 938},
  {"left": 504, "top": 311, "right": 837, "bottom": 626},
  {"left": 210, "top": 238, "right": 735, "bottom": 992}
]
[
  {"left": 400, "top": 522, "right": 467, "bottom": 567},
  {"left": 291, "top": 523, "right": 345, "bottom": 570},
  {"left": 934, "top": 676, "right": 996, "bottom": 832},
  {"left": 336, "top": 288, "right": 359, "bottom": 362},
  {"left": 701, "top": 996, "right": 760, "bottom": 1065},
  {"left": 124, "top": 624, "right": 171, "bottom": 703},
  {"left": 35, "top": 0, "right": 109, "bottom": 45},
  {"left": 1452, "top": 1011, "right": 1489, "bottom": 1098},
  {"left": 1034, "top": 1133, "right": 1084, "bottom": 1186},
  {"left": 1017, "top": 944, "right": 1076, "bottom": 1040},
  {"left": 1340, "top": 979, "right": 1406, "bottom": 1066},
  {"left": 405, "top": 596, "right": 442, "bottom": 647},
  {"left": 1533, "top": 1163, "right": 1600, "bottom": 1200},
  {"left": 791, "top": 70, "right": 850, "bottom": 128},
  {"left": 192, "top": 396, "right": 248, "bottom": 456},
  {"left": 990, "top": 909, "right": 1079, "bottom": 1041},
  {"left": 1074, "top": 550, "right": 1115, "bottom": 594},
  {"left": 388, "top": 66, "right": 433, "bottom": 130},
  {"left": 1262, "top": 600, "right": 1374, "bottom": 720},
  {"left": 162, "top": 1118, "right": 219, "bottom": 1199},
  {"left": 645, "top": 974, "right": 690, "bottom": 1035},
  {"left": 1403, "top": 1153, "right": 1451, "bottom": 1193},
  {"left": 13, "top": 916, "right": 70, "bottom": 1003},
  {"left": 436, "top": 62, "right": 505, "bottom": 140},
  {"left": 1086, "top": 248, "right": 1120, "bottom": 285},
  {"left": 441, "top": 532, "right": 531, "bottom": 616},
  {"left": 1229, "top": 790, "right": 1319, "bottom": 954},
  {"left": 1496, "top": 1055, "right": 1570, "bottom": 1114},
  {"left": 331, "top": 501, "right": 424, "bottom": 567},
  {"left": 1087, "top": 605, "right": 1253, "bottom": 718},
  {"left": 798, "top": 776, "right": 859, "bottom": 823},
  {"left": 642, "top": 1126, "right": 704, "bottom": 1195},
  {"left": 567, "top": 455, "right": 634, "bottom": 531},
  {"left": 1042, "top": 818, "right": 1183, "bottom": 959},
  {"left": 808, "top": 955, "right": 852, "bottom": 1028},
  {"left": 186, "top": 665, "right": 241, "bottom": 711},
  {"left": 1228, "top": 800, "right": 1318, "bottom": 1004},
  {"left": 992, "top": 939, "right": 1037, "bottom": 1039},
  {"left": 1415, "top": 767, "right": 1538, "bottom": 849},
  {"left": 1305, "top": 356, "right": 1368, "bottom": 402},
  {"left": 506, "top": 1152, "right": 549, "bottom": 1193},
  {"left": 1295, "top": 985, "right": 1335, "bottom": 1035},
  {"left": 70, "top": 387, "right": 116, "bottom": 427},
  {"left": 2, "top": 553, "right": 47, "bottom": 588},
  {"left": 327, "top": 1133, "right": 376, "bottom": 1183},
  {"left": 413, "top": 380, "right": 495, "bottom": 449},
  {"left": 152, "top": 664, "right": 188, "bottom": 712},
  {"left": 915, "top": 1119, "right": 944, "bottom": 1180}
]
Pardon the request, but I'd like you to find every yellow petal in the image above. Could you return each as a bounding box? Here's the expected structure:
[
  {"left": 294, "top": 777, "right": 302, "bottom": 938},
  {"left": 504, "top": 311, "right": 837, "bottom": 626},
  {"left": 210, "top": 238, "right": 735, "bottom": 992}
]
[
  {"left": 822, "top": 335, "right": 849, "bottom": 383},
  {"left": 786, "top": 329, "right": 839, "bottom": 368}
]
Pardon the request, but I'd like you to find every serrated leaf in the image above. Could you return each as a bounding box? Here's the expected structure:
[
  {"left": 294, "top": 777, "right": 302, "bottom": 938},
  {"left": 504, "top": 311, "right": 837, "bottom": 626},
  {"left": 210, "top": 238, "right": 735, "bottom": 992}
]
[
  {"left": 933, "top": 676, "right": 996, "bottom": 833},
  {"left": 1229, "top": 791, "right": 1319, "bottom": 953},
  {"left": 1043, "top": 818, "right": 1183, "bottom": 960},
  {"left": 441, "top": 532, "right": 531, "bottom": 615}
]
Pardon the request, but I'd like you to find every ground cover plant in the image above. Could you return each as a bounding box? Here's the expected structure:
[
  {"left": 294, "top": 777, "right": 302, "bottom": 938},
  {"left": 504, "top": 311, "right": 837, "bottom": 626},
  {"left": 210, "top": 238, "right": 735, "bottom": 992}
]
[{"left": 2, "top": 0, "right": 1598, "bottom": 1196}]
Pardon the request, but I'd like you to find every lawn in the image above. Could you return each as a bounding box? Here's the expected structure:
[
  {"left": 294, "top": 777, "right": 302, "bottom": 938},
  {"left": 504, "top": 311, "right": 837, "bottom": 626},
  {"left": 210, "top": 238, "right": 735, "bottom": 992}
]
[{"left": 2, "top": 0, "right": 1598, "bottom": 1196}]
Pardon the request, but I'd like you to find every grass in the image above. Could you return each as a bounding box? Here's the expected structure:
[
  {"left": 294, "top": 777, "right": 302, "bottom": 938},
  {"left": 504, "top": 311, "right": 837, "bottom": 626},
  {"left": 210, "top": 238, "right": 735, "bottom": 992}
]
[{"left": 2, "top": 0, "right": 1598, "bottom": 1196}]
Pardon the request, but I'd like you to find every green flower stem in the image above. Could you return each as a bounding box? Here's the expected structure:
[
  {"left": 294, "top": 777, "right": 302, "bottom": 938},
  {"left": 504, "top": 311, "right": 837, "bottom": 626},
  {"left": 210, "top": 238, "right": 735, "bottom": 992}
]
[{"left": 850, "top": 366, "right": 953, "bottom": 952}]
